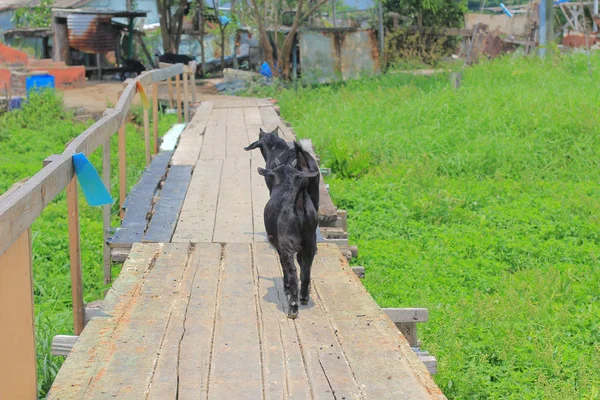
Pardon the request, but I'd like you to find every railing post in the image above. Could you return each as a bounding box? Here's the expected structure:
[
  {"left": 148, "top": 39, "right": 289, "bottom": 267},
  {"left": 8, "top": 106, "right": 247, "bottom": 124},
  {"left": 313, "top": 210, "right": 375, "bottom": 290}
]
[
  {"left": 102, "top": 139, "right": 111, "bottom": 285},
  {"left": 0, "top": 228, "right": 37, "bottom": 399},
  {"left": 176, "top": 73, "right": 182, "bottom": 123},
  {"left": 153, "top": 82, "right": 159, "bottom": 155},
  {"left": 190, "top": 61, "right": 197, "bottom": 104},
  {"left": 119, "top": 122, "right": 126, "bottom": 221},
  {"left": 167, "top": 76, "right": 174, "bottom": 109},
  {"left": 183, "top": 67, "right": 189, "bottom": 123},
  {"left": 66, "top": 175, "right": 85, "bottom": 335},
  {"left": 143, "top": 87, "right": 151, "bottom": 166}
]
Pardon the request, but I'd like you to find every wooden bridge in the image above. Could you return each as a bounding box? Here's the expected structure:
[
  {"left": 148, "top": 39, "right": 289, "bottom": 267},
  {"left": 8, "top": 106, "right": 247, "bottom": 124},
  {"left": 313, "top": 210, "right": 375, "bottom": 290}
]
[{"left": 0, "top": 65, "right": 445, "bottom": 399}]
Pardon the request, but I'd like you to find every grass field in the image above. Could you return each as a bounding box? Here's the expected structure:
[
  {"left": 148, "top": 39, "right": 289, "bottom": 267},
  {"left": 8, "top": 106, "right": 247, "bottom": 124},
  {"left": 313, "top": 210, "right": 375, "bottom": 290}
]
[
  {"left": 264, "top": 54, "right": 600, "bottom": 399},
  {"left": 0, "top": 91, "right": 177, "bottom": 396}
]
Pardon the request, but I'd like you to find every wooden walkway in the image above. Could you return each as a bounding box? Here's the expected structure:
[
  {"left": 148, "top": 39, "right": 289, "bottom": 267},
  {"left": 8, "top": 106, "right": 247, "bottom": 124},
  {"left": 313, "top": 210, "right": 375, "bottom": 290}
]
[{"left": 48, "top": 98, "right": 445, "bottom": 399}]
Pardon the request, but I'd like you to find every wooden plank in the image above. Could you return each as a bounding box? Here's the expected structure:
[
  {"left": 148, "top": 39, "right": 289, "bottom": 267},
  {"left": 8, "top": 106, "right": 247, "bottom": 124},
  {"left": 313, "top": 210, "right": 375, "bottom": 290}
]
[
  {"left": 49, "top": 245, "right": 162, "bottom": 398},
  {"left": 172, "top": 130, "right": 204, "bottom": 166},
  {"left": 145, "top": 243, "right": 199, "bottom": 399},
  {"left": 252, "top": 243, "right": 312, "bottom": 398},
  {"left": 150, "top": 63, "right": 184, "bottom": 84},
  {"left": 208, "top": 243, "right": 262, "bottom": 399},
  {"left": 183, "top": 70, "right": 190, "bottom": 122},
  {"left": 51, "top": 335, "right": 78, "bottom": 356},
  {"left": 250, "top": 157, "right": 269, "bottom": 242},
  {"left": 119, "top": 123, "right": 126, "bottom": 220},
  {"left": 144, "top": 165, "right": 192, "bottom": 243},
  {"left": 67, "top": 176, "right": 84, "bottom": 335},
  {"left": 102, "top": 139, "right": 111, "bottom": 285},
  {"left": 319, "top": 176, "right": 338, "bottom": 223},
  {"left": 176, "top": 74, "right": 182, "bottom": 123},
  {"left": 226, "top": 125, "right": 250, "bottom": 159},
  {"left": 199, "top": 125, "right": 227, "bottom": 160},
  {"left": 167, "top": 77, "right": 174, "bottom": 108},
  {"left": 172, "top": 159, "right": 223, "bottom": 243},
  {"left": 383, "top": 308, "right": 429, "bottom": 323},
  {"left": 208, "top": 108, "right": 228, "bottom": 127},
  {"left": 177, "top": 243, "right": 222, "bottom": 399},
  {"left": 0, "top": 155, "right": 73, "bottom": 256},
  {"left": 244, "top": 106, "right": 263, "bottom": 126},
  {"left": 398, "top": 322, "right": 419, "bottom": 347},
  {"left": 0, "top": 229, "right": 37, "bottom": 400},
  {"left": 143, "top": 105, "right": 151, "bottom": 165},
  {"left": 153, "top": 82, "right": 159, "bottom": 155},
  {"left": 226, "top": 107, "right": 246, "bottom": 127},
  {"left": 351, "top": 266, "right": 365, "bottom": 278},
  {"left": 212, "top": 158, "right": 253, "bottom": 243},
  {"left": 312, "top": 244, "right": 445, "bottom": 400},
  {"left": 81, "top": 243, "right": 192, "bottom": 398},
  {"left": 259, "top": 105, "right": 280, "bottom": 125},
  {"left": 110, "top": 151, "right": 173, "bottom": 248}
]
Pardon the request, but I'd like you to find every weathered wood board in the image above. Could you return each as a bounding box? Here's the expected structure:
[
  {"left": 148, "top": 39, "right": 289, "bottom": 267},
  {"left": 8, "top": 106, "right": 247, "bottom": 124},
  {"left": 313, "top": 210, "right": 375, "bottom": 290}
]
[
  {"left": 49, "top": 243, "right": 444, "bottom": 400},
  {"left": 109, "top": 151, "right": 173, "bottom": 248},
  {"left": 144, "top": 165, "right": 192, "bottom": 243}
]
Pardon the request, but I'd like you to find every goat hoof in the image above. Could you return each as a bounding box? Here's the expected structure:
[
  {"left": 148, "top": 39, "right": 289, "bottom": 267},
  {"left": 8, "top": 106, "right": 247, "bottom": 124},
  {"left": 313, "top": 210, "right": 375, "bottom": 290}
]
[
  {"left": 287, "top": 303, "right": 299, "bottom": 319},
  {"left": 300, "top": 297, "right": 309, "bottom": 305}
]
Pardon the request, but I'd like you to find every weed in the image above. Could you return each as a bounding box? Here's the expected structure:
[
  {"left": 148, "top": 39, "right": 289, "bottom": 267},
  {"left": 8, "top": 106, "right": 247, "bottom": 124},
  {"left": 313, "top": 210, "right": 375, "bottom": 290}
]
[{"left": 276, "top": 54, "right": 600, "bottom": 399}]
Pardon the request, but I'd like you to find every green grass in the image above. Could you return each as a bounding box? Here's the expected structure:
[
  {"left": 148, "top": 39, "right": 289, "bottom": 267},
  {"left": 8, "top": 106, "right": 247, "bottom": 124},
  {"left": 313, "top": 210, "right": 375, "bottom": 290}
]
[
  {"left": 0, "top": 90, "right": 177, "bottom": 397},
  {"left": 268, "top": 53, "right": 600, "bottom": 399}
]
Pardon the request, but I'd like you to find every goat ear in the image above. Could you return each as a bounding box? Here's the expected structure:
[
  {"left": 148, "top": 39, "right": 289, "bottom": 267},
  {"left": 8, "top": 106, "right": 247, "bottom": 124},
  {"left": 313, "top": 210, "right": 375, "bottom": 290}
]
[
  {"left": 259, "top": 128, "right": 266, "bottom": 138},
  {"left": 257, "top": 167, "right": 271, "bottom": 177},
  {"left": 244, "top": 139, "right": 261, "bottom": 151},
  {"left": 273, "top": 126, "right": 280, "bottom": 136}
]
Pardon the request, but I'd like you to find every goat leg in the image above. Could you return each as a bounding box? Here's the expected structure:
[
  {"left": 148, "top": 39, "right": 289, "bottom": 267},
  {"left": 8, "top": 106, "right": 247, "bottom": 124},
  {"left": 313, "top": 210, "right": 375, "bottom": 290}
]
[
  {"left": 280, "top": 252, "right": 299, "bottom": 319},
  {"left": 299, "top": 246, "right": 316, "bottom": 305}
]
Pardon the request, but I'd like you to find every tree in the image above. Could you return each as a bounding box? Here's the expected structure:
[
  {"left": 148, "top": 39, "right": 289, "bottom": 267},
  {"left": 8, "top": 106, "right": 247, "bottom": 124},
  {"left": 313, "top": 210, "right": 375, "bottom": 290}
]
[
  {"left": 156, "top": 0, "right": 188, "bottom": 53},
  {"left": 249, "top": 0, "right": 330, "bottom": 79},
  {"left": 12, "top": 0, "right": 53, "bottom": 28},
  {"left": 384, "top": 0, "right": 466, "bottom": 28}
]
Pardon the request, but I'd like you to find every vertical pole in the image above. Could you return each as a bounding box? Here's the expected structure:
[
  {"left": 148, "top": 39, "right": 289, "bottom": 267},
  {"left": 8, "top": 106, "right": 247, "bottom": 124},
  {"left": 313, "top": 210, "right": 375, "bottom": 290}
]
[
  {"left": 183, "top": 69, "right": 190, "bottom": 123},
  {"left": 67, "top": 176, "right": 84, "bottom": 335},
  {"left": 118, "top": 125, "right": 126, "bottom": 220},
  {"left": 0, "top": 229, "right": 37, "bottom": 399},
  {"left": 191, "top": 62, "right": 197, "bottom": 103},
  {"left": 153, "top": 82, "right": 159, "bottom": 154},
  {"left": 128, "top": 17, "right": 134, "bottom": 59},
  {"left": 143, "top": 99, "right": 151, "bottom": 165},
  {"left": 96, "top": 52, "right": 103, "bottom": 80},
  {"left": 167, "top": 77, "right": 174, "bottom": 108},
  {"left": 595, "top": 0, "right": 599, "bottom": 32},
  {"left": 176, "top": 74, "right": 182, "bottom": 123},
  {"left": 102, "top": 140, "right": 111, "bottom": 286},
  {"left": 332, "top": 0, "right": 336, "bottom": 27},
  {"left": 378, "top": 0, "right": 384, "bottom": 58},
  {"left": 539, "top": 0, "right": 547, "bottom": 57}
]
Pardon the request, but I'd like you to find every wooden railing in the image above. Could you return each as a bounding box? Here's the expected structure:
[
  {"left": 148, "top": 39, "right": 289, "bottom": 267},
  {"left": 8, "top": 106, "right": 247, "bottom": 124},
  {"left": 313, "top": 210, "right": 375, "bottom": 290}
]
[{"left": 0, "top": 62, "right": 193, "bottom": 399}]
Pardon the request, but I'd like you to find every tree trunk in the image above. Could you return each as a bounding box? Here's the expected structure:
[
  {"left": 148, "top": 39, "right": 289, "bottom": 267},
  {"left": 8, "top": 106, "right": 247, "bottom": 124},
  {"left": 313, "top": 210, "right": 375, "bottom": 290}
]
[
  {"left": 250, "top": 0, "right": 276, "bottom": 75},
  {"left": 232, "top": 0, "right": 238, "bottom": 69},
  {"left": 156, "top": 0, "right": 185, "bottom": 54},
  {"left": 198, "top": 0, "right": 206, "bottom": 74}
]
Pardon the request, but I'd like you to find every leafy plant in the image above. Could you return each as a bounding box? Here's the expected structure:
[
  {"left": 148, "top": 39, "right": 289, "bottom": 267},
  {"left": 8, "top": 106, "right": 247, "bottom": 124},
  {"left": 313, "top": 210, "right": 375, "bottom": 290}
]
[{"left": 12, "top": 0, "right": 53, "bottom": 28}]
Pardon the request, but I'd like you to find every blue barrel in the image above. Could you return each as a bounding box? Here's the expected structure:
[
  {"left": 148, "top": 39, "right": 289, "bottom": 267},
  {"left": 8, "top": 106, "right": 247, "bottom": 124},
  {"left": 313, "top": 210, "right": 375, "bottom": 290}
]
[{"left": 26, "top": 74, "right": 55, "bottom": 96}]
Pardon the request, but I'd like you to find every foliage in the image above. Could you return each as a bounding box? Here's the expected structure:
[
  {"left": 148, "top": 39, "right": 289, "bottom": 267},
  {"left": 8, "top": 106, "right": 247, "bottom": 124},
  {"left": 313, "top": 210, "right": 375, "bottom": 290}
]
[
  {"left": 0, "top": 90, "right": 177, "bottom": 397},
  {"left": 12, "top": 0, "right": 53, "bottom": 28},
  {"left": 384, "top": 0, "right": 467, "bottom": 28},
  {"left": 384, "top": 27, "right": 452, "bottom": 67},
  {"left": 273, "top": 54, "right": 600, "bottom": 399}
]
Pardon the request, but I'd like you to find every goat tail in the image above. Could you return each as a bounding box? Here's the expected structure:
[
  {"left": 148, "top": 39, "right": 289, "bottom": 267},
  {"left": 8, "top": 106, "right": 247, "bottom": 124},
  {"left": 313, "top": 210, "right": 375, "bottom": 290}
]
[{"left": 299, "top": 139, "right": 313, "bottom": 153}]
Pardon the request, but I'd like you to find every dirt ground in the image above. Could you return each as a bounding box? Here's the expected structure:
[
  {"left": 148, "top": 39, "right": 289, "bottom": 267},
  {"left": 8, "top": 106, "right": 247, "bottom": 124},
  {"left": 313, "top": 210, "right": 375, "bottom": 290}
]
[{"left": 60, "top": 78, "right": 238, "bottom": 117}]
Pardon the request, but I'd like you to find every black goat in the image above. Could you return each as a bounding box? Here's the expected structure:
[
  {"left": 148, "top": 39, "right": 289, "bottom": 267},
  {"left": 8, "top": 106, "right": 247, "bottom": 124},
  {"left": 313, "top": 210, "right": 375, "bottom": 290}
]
[
  {"left": 258, "top": 164, "right": 319, "bottom": 319},
  {"left": 122, "top": 59, "right": 146, "bottom": 80},
  {"left": 245, "top": 128, "right": 320, "bottom": 212},
  {"left": 155, "top": 51, "right": 195, "bottom": 65}
]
